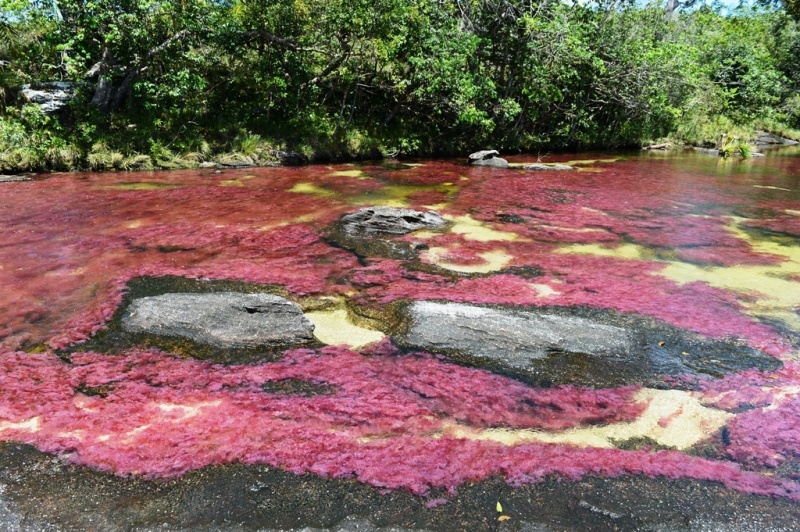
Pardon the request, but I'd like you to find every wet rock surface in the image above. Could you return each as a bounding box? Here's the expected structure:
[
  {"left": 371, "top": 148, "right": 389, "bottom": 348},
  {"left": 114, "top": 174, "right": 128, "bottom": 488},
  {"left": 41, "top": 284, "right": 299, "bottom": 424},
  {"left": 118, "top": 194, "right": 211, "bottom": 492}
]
[
  {"left": 325, "top": 208, "right": 447, "bottom": 260},
  {"left": 398, "top": 301, "right": 634, "bottom": 366},
  {"left": 341, "top": 207, "right": 447, "bottom": 235},
  {"left": 122, "top": 292, "right": 314, "bottom": 349},
  {"left": 393, "top": 301, "right": 780, "bottom": 387},
  {"left": 0, "top": 175, "right": 32, "bottom": 183},
  {"left": 522, "top": 163, "right": 574, "bottom": 171},
  {"left": 1, "top": 442, "right": 799, "bottom": 532}
]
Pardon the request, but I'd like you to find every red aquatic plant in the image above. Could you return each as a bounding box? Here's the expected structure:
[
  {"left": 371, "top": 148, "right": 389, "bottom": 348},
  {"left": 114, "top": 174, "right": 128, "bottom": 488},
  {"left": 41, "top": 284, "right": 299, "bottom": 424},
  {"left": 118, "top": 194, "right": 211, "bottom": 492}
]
[{"left": 0, "top": 345, "right": 798, "bottom": 500}]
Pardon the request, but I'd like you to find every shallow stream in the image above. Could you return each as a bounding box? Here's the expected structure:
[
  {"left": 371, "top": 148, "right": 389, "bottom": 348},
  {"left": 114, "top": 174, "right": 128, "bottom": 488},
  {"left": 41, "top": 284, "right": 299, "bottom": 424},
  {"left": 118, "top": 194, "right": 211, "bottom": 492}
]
[{"left": 2, "top": 148, "right": 800, "bottom": 530}]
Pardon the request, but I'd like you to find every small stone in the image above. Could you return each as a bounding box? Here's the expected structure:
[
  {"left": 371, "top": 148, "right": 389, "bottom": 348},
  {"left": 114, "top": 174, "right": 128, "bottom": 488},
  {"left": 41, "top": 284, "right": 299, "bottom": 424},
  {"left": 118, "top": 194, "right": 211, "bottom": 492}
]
[{"left": 122, "top": 292, "right": 315, "bottom": 349}]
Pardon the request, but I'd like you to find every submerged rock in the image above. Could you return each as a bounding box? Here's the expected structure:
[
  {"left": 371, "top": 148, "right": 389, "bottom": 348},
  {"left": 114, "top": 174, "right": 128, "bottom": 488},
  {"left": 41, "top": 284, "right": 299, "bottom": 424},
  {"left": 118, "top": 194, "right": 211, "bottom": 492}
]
[
  {"left": 0, "top": 175, "right": 32, "bottom": 183},
  {"left": 468, "top": 149, "right": 509, "bottom": 168},
  {"left": 523, "top": 163, "right": 574, "bottom": 171},
  {"left": 325, "top": 207, "right": 447, "bottom": 260},
  {"left": 341, "top": 207, "right": 447, "bottom": 235},
  {"left": 397, "top": 301, "right": 634, "bottom": 368},
  {"left": 121, "top": 292, "right": 314, "bottom": 348}
]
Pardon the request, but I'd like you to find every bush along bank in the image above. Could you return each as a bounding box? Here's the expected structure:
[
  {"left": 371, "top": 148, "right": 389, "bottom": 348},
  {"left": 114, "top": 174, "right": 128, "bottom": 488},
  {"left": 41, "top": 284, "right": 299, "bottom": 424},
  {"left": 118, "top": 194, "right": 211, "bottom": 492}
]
[{"left": 1, "top": 0, "right": 800, "bottom": 173}]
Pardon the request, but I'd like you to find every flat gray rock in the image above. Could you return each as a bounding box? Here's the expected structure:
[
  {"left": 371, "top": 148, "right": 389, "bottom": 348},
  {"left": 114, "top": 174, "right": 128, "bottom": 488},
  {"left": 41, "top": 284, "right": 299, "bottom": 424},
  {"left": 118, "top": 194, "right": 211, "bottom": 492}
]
[
  {"left": 0, "top": 175, "right": 32, "bottom": 183},
  {"left": 523, "top": 163, "right": 574, "bottom": 171},
  {"left": 340, "top": 207, "right": 446, "bottom": 235},
  {"left": 122, "top": 292, "right": 314, "bottom": 348},
  {"left": 397, "top": 301, "right": 633, "bottom": 369}
]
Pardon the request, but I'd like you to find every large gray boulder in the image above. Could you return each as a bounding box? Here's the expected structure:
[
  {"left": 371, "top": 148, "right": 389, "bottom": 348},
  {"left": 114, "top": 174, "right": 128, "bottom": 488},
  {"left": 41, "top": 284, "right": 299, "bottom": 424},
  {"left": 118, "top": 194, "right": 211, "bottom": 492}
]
[
  {"left": 754, "top": 131, "right": 799, "bottom": 147},
  {"left": 467, "top": 149, "right": 509, "bottom": 168},
  {"left": 20, "top": 82, "right": 79, "bottom": 115},
  {"left": 397, "top": 301, "right": 633, "bottom": 369},
  {"left": 340, "top": 207, "right": 447, "bottom": 235},
  {"left": 122, "top": 292, "right": 314, "bottom": 348}
]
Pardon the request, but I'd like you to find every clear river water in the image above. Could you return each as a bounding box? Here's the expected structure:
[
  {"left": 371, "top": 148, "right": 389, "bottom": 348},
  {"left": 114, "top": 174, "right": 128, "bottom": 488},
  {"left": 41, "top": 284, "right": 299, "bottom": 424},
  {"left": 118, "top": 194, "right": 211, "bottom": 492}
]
[{"left": 2, "top": 148, "right": 800, "bottom": 531}]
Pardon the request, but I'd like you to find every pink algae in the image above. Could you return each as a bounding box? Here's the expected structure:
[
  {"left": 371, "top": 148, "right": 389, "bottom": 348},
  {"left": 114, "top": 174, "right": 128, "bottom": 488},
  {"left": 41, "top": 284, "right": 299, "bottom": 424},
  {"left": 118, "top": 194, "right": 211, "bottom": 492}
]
[
  {"left": 700, "top": 362, "right": 800, "bottom": 471},
  {"left": 1, "top": 157, "right": 798, "bottom": 355},
  {"left": 1, "top": 345, "right": 799, "bottom": 501}
]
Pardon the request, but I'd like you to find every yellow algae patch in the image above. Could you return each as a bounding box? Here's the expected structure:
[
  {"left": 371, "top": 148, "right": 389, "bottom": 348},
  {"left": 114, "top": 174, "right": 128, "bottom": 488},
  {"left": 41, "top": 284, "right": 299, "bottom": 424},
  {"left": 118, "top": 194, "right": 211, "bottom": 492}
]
[
  {"left": 126, "top": 220, "right": 145, "bottom": 229},
  {"left": 410, "top": 230, "right": 439, "bottom": 240},
  {"left": 754, "top": 185, "right": 793, "bottom": 192},
  {"left": 658, "top": 218, "right": 800, "bottom": 330},
  {"left": 347, "top": 183, "right": 455, "bottom": 209},
  {"left": 527, "top": 282, "right": 561, "bottom": 298},
  {"left": 305, "top": 308, "right": 385, "bottom": 348},
  {"left": 0, "top": 417, "right": 40, "bottom": 434},
  {"left": 329, "top": 170, "right": 367, "bottom": 178},
  {"left": 104, "top": 182, "right": 182, "bottom": 190},
  {"left": 44, "top": 267, "right": 87, "bottom": 277},
  {"left": 440, "top": 389, "right": 730, "bottom": 451},
  {"left": 534, "top": 224, "right": 609, "bottom": 234},
  {"left": 576, "top": 167, "right": 605, "bottom": 173},
  {"left": 581, "top": 207, "right": 611, "bottom": 216},
  {"left": 447, "top": 214, "right": 523, "bottom": 242},
  {"left": 423, "top": 247, "right": 513, "bottom": 274},
  {"left": 555, "top": 242, "right": 656, "bottom": 261},
  {"left": 565, "top": 158, "right": 619, "bottom": 165},
  {"left": 219, "top": 179, "right": 244, "bottom": 187},
  {"left": 288, "top": 183, "right": 338, "bottom": 198},
  {"left": 157, "top": 400, "right": 221, "bottom": 421}
]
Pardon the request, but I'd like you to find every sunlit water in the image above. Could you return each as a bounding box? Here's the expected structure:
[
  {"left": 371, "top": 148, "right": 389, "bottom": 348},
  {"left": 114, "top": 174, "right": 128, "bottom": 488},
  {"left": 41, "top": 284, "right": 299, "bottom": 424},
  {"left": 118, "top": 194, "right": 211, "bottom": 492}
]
[{"left": 2, "top": 148, "right": 800, "bottom": 502}]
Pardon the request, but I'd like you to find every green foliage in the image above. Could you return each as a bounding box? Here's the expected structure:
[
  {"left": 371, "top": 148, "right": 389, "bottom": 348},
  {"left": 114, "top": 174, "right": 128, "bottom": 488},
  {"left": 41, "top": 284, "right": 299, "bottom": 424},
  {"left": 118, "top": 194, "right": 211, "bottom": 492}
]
[{"left": 0, "top": 0, "right": 799, "bottom": 169}]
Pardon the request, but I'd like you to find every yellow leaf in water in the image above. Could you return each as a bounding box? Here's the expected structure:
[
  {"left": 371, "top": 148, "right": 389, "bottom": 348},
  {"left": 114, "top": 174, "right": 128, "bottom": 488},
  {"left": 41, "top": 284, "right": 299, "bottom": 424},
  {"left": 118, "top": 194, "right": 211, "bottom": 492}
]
[
  {"left": 658, "top": 341, "right": 665, "bottom": 346},
  {"left": 496, "top": 501, "right": 503, "bottom": 513},
  {"left": 498, "top": 516, "right": 511, "bottom": 522},
  {"left": 770, "top": 376, "right": 780, "bottom": 380},
  {"left": 681, "top": 352, "right": 689, "bottom": 356}
]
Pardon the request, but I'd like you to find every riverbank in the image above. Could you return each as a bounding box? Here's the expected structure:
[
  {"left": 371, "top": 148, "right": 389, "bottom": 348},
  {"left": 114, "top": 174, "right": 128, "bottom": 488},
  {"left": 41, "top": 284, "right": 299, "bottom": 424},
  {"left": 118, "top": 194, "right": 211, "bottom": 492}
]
[
  {"left": 3, "top": 2, "right": 800, "bottom": 175},
  {"left": 2, "top": 122, "right": 799, "bottom": 175}
]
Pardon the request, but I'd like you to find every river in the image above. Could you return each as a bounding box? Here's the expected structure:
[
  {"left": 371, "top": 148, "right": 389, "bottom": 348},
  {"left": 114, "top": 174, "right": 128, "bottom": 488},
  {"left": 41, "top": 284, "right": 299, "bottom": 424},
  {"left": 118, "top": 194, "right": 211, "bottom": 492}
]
[{"left": 1, "top": 148, "right": 800, "bottom": 530}]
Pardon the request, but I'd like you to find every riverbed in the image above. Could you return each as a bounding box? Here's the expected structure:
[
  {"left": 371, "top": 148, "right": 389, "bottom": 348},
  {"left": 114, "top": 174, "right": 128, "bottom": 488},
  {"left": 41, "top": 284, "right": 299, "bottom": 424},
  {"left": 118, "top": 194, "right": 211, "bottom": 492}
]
[{"left": 2, "top": 148, "right": 800, "bottom": 530}]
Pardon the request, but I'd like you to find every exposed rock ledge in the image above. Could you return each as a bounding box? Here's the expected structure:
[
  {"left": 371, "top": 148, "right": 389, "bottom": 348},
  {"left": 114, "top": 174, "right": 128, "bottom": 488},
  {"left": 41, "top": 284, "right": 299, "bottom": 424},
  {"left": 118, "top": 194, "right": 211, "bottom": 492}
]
[{"left": 122, "top": 292, "right": 315, "bottom": 348}]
